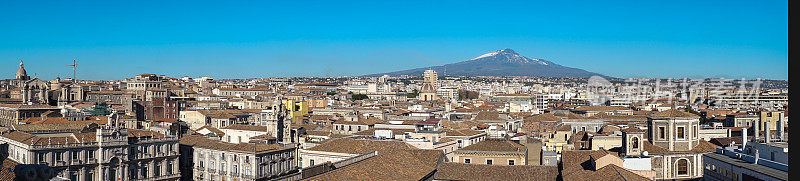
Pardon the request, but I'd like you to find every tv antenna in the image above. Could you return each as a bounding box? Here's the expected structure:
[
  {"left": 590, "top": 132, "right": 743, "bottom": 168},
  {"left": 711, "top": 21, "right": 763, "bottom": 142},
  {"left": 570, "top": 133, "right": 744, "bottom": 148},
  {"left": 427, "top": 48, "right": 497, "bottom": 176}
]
[{"left": 66, "top": 59, "right": 77, "bottom": 81}]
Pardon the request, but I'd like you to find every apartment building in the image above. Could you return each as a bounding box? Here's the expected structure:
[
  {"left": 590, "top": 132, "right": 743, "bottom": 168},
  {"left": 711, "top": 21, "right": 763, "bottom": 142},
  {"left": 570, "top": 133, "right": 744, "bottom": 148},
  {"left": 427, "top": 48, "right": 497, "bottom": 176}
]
[
  {"left": 0, "top": 128, "right": 180, "bottom": 181},
  {"left": 0, "top": 104, "right": 61, "bottom": 127},
  {"left": 179, "top": 135, "right": 297, "bottom": 181}
]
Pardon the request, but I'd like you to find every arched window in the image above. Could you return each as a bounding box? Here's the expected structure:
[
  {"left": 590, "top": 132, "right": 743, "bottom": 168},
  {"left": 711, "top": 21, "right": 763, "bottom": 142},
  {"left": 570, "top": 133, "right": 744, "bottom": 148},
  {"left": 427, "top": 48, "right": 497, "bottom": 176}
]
[
  {"left": 631, "top": 137, "right": 639, "bottom": 149},
  {"left": 677, "top": 159, "right": 689, "bottom": 175}
]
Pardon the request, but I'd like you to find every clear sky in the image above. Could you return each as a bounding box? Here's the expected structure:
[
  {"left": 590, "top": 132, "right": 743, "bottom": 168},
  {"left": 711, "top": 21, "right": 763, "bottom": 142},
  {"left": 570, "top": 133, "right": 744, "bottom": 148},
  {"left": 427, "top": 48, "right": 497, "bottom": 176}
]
[{"left": 1, "top": 0, "right": 788, "bottom": 80}]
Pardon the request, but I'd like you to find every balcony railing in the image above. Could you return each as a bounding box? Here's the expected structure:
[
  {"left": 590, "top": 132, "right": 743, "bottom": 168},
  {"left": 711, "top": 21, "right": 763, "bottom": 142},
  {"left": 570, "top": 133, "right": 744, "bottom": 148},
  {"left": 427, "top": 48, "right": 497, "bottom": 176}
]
[
  {"left": 30, "top": 140, "right": 130, "bottom": 150},
  {"left": 131, "top": 173, "right": 181, "bottom": 181}
]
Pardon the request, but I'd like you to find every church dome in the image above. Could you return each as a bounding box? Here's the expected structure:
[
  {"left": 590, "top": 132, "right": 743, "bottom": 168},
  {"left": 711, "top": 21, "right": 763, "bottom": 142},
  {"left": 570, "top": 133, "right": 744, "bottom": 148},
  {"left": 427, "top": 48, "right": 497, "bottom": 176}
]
[
  {"left": 420, "top": 83, "right": 436, "bottom": 93},
  {"left": 16, "top": 61, "right": 28, "bottom": 79}
]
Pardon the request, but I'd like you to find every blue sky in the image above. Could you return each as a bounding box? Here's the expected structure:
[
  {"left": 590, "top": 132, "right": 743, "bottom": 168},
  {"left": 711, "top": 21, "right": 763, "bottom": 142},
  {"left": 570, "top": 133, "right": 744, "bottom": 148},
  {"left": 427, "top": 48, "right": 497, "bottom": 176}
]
[{"left": 0, "top": 0, "right": 787, "bottom": 80}]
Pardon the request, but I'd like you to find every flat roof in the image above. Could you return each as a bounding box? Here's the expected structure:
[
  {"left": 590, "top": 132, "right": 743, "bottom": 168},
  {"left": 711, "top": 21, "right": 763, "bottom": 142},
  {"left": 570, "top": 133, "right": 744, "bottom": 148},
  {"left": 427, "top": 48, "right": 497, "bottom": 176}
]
[
  {"left": 763, "top": 142, "right": 788, "bottom": 149},
  {"left": 704, "top": 153, "right": 787, "bottom": 180}
]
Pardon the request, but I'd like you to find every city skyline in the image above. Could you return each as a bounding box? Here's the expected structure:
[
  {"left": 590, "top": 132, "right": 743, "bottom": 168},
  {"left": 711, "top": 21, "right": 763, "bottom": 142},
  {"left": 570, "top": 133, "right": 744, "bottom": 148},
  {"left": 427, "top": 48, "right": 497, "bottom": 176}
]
[
  {"left": 0, "top": 1, "right": 789, "bottom": 181},
  {"left": 1, "top": 0, "right": 788, "bottom": 80}
]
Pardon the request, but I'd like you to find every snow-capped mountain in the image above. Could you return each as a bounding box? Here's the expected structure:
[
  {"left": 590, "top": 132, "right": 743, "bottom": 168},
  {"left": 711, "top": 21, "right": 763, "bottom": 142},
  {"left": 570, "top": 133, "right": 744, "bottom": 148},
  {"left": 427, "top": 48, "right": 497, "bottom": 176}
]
[
  {"left": 365, "top": 48, "right": 606, "bottom": 78},
  {"left": 466, "top": 48, "right": 551, "bottom": 65}
]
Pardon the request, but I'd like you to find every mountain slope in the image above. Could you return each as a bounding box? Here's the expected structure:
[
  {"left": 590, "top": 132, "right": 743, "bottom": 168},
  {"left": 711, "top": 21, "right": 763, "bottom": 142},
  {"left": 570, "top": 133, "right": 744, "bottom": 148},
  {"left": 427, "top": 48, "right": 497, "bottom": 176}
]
[{"left": 365, "top": 49, "right": 606, "bottom": 78}]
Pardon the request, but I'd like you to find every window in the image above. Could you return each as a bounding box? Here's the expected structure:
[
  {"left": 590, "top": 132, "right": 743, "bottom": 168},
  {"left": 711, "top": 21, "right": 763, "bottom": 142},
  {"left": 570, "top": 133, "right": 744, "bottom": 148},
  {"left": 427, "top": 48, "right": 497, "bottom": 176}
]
[
  {"left": 632, "top": 137, "right": 639, "bottom": 149},
  {"left": 310, "top": 159, "right": 315, "bottom": 166},
  {"left": 88, "top": 150, "right": 95, "bottom": 159},
  {"left": 72, "top": 151, "right": 79, "bottom": 160},
  {"left": 142, "top": 166, "right": 148, "bottom": 177},
  {"left": 39, "top": 153, "right": 46, "bottom": 163},
  {"left": 486, "top": 159, "right": 493, "bottom": 165},
  {"left": 694, "top": 125, "right": 698, "bottom": 138},
  {"left": 464, "top": 159, "right": 471, "bottom": 164},
  {"left": 109, "top": 169, "right": 116, "bottom": 180},
  {"left": 131, "top": 168, "right": 138, "bottom": 179},
  {"left": 677, "top": 127, "right": 685, "bottom": 139},
  {"left": 55, "top": 152, "right": 63, "bottom": 161},
  {"left": 154, "top": 162, "right": 161, "bottom": 176},
  {"left": 658, "top": 127, "right": 665, "bottom": 139},
  {"left": 677, "top": 159, "right": 688, "bottom": 175},
  {"left": 508, "top": 160, "right": 515, "bottom": 165}
]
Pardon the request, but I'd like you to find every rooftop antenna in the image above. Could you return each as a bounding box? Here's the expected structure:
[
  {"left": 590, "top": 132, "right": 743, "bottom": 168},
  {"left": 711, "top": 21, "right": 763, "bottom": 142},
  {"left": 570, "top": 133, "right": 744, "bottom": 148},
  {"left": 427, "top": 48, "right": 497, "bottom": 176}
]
[{"left": 66, "top": 59, "right": 77, "bottom": 82}]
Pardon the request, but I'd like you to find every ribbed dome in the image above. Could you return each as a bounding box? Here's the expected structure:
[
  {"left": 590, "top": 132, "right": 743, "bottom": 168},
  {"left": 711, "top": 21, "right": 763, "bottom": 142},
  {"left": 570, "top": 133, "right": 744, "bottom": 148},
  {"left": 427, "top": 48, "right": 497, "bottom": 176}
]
[
  {"left": 420, "top": 83, "right": 436, "bottom": 93},
  {"left": 16, "top": 61, "right": 27, "bottom": 79}
]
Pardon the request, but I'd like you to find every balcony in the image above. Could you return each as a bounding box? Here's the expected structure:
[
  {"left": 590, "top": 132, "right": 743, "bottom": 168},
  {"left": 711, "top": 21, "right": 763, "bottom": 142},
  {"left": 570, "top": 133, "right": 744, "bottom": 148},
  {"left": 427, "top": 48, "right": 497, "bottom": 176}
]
[
  {"left": 239, "top": 174, "right": 257, "bottom": 179},
  {"left": 131, "top": 173, "right": 181, "bottom": 181},
  {"left": 54, "top": 160, "right": 68, "bottom": 167}
]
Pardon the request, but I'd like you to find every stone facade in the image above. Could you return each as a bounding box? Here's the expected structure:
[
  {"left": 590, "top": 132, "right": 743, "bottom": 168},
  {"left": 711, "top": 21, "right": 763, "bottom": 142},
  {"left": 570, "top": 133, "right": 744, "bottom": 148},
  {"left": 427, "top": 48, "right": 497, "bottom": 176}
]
[
  {"left": 622, "top": 110, "right": 717, "bottom": 180},
  {"left": 0, "top": 104, "right": 61, "bottom": 127},
  {"left": 0, "top": 128, "right": 181, "bottom": 181},
  {"left": 648, "top": 116, "right": 700, "bottom": 151},
  {"left": 179, "top": 135, "right": 297, "bottom": 181}
]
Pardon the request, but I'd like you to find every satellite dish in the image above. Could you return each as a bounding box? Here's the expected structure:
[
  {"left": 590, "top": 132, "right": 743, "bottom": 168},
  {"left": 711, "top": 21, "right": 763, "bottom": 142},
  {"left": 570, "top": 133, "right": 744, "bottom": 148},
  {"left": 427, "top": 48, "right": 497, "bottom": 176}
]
[{"left": 642, "top": 151, "right": 649, "bottom": 157}]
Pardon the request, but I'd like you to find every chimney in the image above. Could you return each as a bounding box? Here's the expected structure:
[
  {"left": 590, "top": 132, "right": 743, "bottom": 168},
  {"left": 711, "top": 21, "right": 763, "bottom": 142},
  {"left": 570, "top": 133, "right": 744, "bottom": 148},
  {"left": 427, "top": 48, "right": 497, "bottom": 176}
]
[
  {"left": 778, "top": 119, "right": 785, "bottom": 141},
  {"left": 754, "top": 119, "right": 760, "bottom": 141},
  {"left": 754, "top": 149, "right": 759, "bottom": 164},
  {"left": 741, "top": 127, "right": 747, "bottom": 149}
]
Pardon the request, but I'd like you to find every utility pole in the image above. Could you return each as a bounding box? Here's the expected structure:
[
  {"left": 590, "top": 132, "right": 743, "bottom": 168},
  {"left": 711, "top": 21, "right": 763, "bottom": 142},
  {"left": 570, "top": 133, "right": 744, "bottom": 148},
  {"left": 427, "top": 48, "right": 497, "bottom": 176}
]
[{"left": 66, "top": 59, "right": 77, "bottom": 82}]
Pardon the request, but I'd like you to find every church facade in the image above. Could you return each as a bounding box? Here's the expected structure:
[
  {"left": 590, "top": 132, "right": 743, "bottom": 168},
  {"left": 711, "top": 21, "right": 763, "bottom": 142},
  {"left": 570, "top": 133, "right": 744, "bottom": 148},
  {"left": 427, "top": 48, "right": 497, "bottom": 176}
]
[{"left": 1, "top": 61, "right": 53, "bottom": 105}]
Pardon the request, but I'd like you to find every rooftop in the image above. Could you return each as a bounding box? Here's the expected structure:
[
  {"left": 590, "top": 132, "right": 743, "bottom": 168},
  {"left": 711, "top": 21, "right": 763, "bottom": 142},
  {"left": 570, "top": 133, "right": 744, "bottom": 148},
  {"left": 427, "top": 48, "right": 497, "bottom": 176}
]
[{"left": 704, "top": 152, "right": 787, "bottom": 180}]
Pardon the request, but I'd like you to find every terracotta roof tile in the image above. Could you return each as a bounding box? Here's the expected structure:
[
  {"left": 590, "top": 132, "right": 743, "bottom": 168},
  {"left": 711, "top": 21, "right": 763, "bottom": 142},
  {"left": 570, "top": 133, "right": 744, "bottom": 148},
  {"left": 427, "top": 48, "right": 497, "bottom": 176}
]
[{"left": 434, "top": 163, "right": 558, "bottom": 181}]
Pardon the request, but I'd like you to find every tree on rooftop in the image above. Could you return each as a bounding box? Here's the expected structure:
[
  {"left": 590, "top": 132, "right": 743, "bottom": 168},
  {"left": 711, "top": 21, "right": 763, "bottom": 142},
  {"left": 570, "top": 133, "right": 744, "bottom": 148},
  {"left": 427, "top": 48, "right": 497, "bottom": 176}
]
[{"left": 352, "top": 94, "right": 368, "bottom": 100}]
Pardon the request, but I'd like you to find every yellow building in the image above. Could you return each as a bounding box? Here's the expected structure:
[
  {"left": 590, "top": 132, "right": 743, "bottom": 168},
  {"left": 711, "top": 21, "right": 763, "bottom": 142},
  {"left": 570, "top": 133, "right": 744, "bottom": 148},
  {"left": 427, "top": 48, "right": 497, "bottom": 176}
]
[
  {"left": 759, "top": 111, "right": 786, "bottom": 131},
  {"left": 283, "top": 99, "right": 309, "bottom": 122},
  {"left": 543, "top": 125, "right": 572, "bottom": 153},
  {"left": 758, "top": 111, "right": 787, "bottom": 140}
]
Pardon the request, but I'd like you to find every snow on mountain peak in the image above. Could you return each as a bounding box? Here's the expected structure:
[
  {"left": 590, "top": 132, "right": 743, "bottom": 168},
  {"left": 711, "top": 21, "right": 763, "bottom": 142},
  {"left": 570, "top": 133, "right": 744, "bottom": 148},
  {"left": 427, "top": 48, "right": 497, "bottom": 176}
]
[
  {"left": 470, "top": 49, "right": 549, "bottom": 65},
  {"left": 472, "top": 51, "right": 499, "bottom": 60}
]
